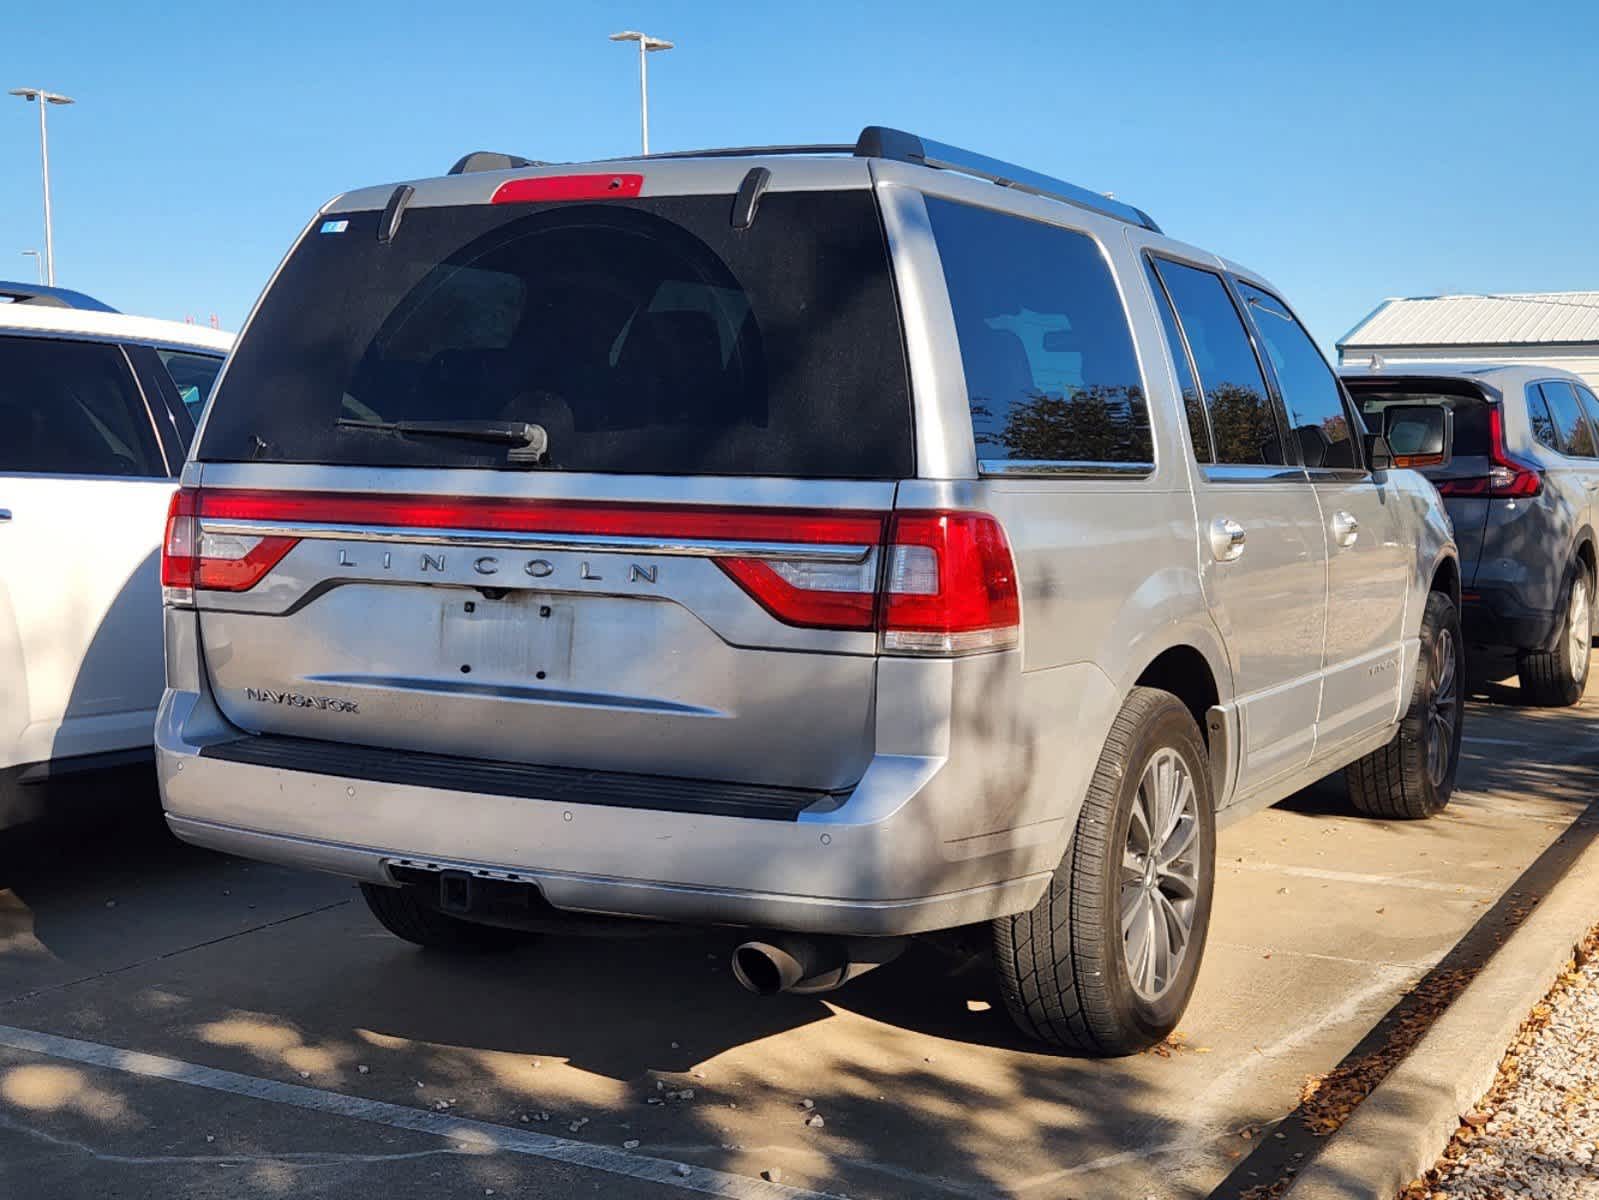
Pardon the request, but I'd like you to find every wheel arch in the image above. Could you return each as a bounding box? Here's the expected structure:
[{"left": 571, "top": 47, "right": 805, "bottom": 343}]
[
  {"left": 1126, "top": 634, "right": 1235, "bottom": 810},
  {"left": 1134, "top": 644, "right": 1221, "bottom": 746},
  {"left": 1429, "top": 552, "right": 1461, "bottom": 607},
  {"left": 1572, "top": 529, "right": 1596, "bottom": 586}
]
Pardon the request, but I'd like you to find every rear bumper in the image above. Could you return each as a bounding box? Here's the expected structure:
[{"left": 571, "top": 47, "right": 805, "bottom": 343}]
[
  {"left": 1462, "top": 587, "right": 1559, "bottom": 652},
  {"left": 156, "top": 687, "right": 1071, "bottom": 937}
]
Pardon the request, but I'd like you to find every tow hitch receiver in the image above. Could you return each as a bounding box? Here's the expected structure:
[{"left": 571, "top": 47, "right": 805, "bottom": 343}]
[{"left": 439, "top": 870, "right": 475, "bottom": 914}]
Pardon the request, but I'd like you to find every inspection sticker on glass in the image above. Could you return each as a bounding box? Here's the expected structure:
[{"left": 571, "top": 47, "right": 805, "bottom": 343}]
[{"left": 319, "top": 219, "right": 349, "bottom": 235}]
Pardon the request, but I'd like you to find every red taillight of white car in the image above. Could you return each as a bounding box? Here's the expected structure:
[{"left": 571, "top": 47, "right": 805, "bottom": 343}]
[{"left": 159, "top": 489, "right": 1022, "bottom": 656}]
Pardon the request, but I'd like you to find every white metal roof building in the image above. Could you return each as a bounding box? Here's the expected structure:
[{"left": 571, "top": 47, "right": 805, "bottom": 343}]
[{"left": 1337, "top": 292, "right": 1599, "bottom": 388}]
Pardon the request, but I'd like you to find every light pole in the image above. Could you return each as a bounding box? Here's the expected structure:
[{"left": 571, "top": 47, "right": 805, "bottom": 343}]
[
  {"left": 608, "top": 31, "right": 673, "bottom": 155},
  {"left": 20, "top": 250, "right": 42, "bottom": 284},
  {"left": 9, "top": 87, "right": 74, "bottom": 286}
]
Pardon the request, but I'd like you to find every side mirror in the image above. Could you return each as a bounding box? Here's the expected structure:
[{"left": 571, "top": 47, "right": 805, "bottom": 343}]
[
  {"left": 1381, "top": 404, "right": 1453, "bottom": 469},
  {"left": 1363, "top": 432, "right": 1394, "bottom": 472}
]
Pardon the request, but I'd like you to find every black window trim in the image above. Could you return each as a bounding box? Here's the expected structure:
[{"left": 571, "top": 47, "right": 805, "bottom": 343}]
[
  {"left": 1232, "top": 277, "right": 1369, "bottom": 481},
  {"left": 124, "top": 341, "right": 207, "bottom": 468},
  {"left": 0, "top": 329, "right": 178, "bottom": 481},
  {"left": 1140, "top": 249, "right": 1216, "bottom": 466},
  {"left": 924, "top": 195, "right": 1155, "bottom": 482},
  {"left": 1144, "top": 251, "right": 1305, "bottom": 484}
]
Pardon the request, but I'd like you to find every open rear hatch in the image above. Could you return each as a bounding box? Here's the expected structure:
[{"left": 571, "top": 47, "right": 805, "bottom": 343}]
[{"left": 174, "top": 174, "right": 917, "bottom": 796}]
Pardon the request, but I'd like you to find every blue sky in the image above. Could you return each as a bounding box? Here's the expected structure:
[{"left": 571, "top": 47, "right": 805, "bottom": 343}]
[{"left": 3, "top": 0, "right": 1596, "bottom": 350}]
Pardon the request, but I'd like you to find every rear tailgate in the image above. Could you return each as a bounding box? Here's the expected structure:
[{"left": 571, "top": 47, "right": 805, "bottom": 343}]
[{"left": 179, "top": 171, "right": 913, "bottom": 795}]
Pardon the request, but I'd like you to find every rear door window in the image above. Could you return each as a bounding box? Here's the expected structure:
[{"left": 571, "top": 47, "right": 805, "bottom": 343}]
[
  {"left": 198, "top": 191, "right": 912, "bottom": 478},
  {"left": 1151, "top": 260, "right": 1287, "bottom": 466},
  {"left": 1236, "top": 282, "right": 1357, "bottom": 469},
  {"left": 0, "top": 336, "right": 166, "bottom": 477},
  {"left": 157, "top": 350, "right": 225, "bottom": 422},
  {"left": 925, "top": 197, "right": 1152, "bottom": 468},
  {"left": 1538, "top": 381, "right": 1597, "bottom": 457}
]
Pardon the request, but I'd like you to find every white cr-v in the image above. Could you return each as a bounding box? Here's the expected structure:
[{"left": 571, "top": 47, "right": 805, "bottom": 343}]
[{"left": 0, "top": 284, "right": 232, "bottom": 826}]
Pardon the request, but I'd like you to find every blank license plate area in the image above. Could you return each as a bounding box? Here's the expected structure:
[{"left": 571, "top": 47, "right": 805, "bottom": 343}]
[{"left": 441, "top": 592, "right": 574, "bottom": 684}]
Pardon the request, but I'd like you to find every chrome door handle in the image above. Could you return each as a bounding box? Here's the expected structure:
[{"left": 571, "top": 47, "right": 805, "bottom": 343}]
[
  {"left": 1209, "top": 517, "right": 1247, "bottom": 562},
  {"left": 1332, "top": 510, "right": 1359, "bottom": 547}
]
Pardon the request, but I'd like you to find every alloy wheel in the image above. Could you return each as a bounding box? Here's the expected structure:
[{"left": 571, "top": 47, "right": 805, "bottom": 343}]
[
  {"left": 1426, "top": 626, "right": 1460, "bottom": 789},
  {"left": 1569, "top": 576, "right": 1591, "bottom": 683},
  {"left": 1120, "top": 748, "right": 1201, "bottom": 1002}
]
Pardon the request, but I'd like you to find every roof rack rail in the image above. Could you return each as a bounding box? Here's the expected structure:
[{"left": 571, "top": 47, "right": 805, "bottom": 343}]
[
  {"left": 854, "top": 127, "right": 1160, "bottom": 232},
  {"left": 626, "top": 143, "right": 856, "bottom": 161},
  {"left": 0, "top": 281, "right": 117, "bottom": 313},
  {"left": 448, "top": 151, "right": 546, "bottom": 175}
]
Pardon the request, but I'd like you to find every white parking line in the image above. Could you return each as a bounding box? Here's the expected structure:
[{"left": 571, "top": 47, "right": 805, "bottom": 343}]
[
  {"left": 0, "top": 1023, "right": 827, "bottom": 1200},
  {"left": 1226, "top": 861, "right": 1495, "bottom": 896}
]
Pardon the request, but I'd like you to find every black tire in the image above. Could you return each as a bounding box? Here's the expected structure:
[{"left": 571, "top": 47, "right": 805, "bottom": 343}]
[
  {"left": 359, "top": 883, "right": 530, "bottom": 952},
  {"left": 993, "top": 687, "right": 1215, "bottom": 1056},
  {"left": 1518, "top": 566, "right": 1592, "bottom": 708},
  {"left": 1346, "top": 590, "right": 1464, "bottom": 819}
]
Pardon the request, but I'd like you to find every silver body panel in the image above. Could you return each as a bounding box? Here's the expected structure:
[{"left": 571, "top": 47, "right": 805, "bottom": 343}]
[{"left": 159, "top": 153, "right": 1457, "bottom": 934}]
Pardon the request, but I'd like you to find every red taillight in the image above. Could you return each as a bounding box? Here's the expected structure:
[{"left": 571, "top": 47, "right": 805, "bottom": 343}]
[
  {"left": 160, "top": 488, "right": 198, "bottom": 603},
  {"left": 1435, "top": 406, "right": 1542, "bottom": 499},
  {"left": 720, "top": 509, "right": 1020, "bottom": 652},
  {"left": 878, "top": 511, "right": 1020, "bottom": 655},
  {"left": 161, "top": 486, "right": 299, "bottom": 605},
  {"left": 161, "top": 489, "right": 1021, "bottom": 656},
  {"left": 490, "top": 174, "right": 644, "bottom": 204}
]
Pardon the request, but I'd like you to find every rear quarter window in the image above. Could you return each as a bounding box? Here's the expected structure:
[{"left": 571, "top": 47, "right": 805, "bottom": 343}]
[{"left": 925, "top": 197, "right": 1152, "bottom": 469}]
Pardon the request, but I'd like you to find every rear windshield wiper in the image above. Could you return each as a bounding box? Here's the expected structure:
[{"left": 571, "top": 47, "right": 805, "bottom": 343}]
[{"left": 336, "top": 418, "right": 548, "bottom": 465}]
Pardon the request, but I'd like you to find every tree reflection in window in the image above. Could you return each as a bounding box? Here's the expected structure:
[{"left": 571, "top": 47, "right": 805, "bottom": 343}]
[
  {"left": 1207, "top": 382, "right": 1286, "bottom": 465},
  {"left": 971, "top": 384, "right": 1153, "bottom": 462}
]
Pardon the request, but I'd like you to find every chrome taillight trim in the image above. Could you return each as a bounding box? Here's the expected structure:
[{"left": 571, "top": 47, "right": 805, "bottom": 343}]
[{"left": 195, "top": 519, "right": 876, "bottom": 564}]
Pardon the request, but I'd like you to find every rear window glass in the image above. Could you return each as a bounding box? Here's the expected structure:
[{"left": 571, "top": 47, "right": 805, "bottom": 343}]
[
  {"left": 1351, "top": 389, "right": 1490, "bottom": 459},
  {"left": 925, "top": 197, "right": 1152, "bottom": 467},
  {"left": 198, "top": 191, "right": 912, "bottom": 478}
]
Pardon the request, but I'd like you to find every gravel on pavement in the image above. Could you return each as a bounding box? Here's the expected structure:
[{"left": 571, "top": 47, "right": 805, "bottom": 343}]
[{"left": 1401, "top": 927, "right": 1599, "bottom": 1200}]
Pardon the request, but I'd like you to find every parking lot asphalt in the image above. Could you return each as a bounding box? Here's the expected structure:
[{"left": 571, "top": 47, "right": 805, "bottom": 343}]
[{"left": 1, "top": 661, "right": 1597, "bottom": 1200}]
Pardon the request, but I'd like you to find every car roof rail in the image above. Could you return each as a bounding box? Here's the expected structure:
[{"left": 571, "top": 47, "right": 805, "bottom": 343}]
[
  {"left": 448, "top": 151, "right": 545, "bottom": 175},
  {"left": 626, "top": 143, "right": 857, "bottom": 161},
  {"left": 854, "top": 126, "right": 1161, "bottom": 233},
  {"left": 0, "top": 281, "right": 118, "bottom": 313}
]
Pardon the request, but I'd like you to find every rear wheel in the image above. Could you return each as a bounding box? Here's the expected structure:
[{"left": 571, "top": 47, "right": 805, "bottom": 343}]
[
  {"left": 994, "top": 687, "right": 1215, "bottom": 1056},
  {"left": 360, "top": 883, "right": 531, "bottom": 952},
  {"left": 1347, "top": 590, "right": 1463, "bottom": 819},
  {"left": 1518, "top": 567, "right": 1592, "bottom": 707}
]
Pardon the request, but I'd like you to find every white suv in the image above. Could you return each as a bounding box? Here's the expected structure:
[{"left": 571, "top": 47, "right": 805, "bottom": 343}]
[{"left": 0, "top": 285, "right": 231, "bottom": 826}]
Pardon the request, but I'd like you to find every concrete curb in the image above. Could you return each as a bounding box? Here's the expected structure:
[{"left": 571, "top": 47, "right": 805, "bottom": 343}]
[{"left": 1284, "top": 810, "right": 1599, "bottom": 1200}]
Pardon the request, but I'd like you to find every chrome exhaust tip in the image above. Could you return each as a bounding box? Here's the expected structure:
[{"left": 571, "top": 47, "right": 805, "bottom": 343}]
[{"left": 730, "top": 935, "right": 906, "bottom": 997}]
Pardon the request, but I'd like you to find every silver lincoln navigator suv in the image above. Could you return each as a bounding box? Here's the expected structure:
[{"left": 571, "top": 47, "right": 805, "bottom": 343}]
[{"left": 157, "top": 128, "right": 1463, "bottom": 1055}]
